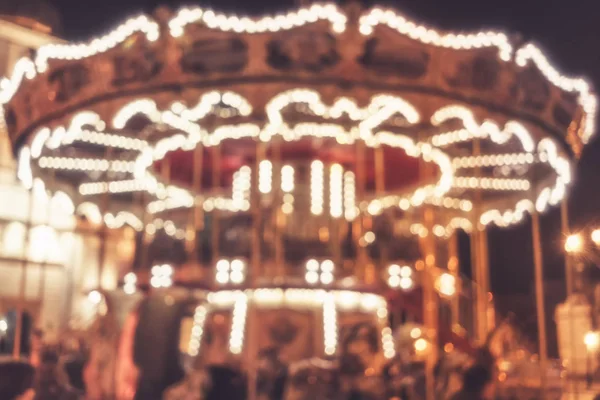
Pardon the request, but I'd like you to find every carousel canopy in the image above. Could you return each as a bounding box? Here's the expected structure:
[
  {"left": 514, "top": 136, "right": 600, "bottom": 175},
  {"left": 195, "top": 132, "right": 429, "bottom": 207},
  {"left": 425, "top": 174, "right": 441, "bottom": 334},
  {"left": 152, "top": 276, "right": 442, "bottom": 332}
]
[{"left": 0, "top": 2, "right": 595, "bottom": 239}]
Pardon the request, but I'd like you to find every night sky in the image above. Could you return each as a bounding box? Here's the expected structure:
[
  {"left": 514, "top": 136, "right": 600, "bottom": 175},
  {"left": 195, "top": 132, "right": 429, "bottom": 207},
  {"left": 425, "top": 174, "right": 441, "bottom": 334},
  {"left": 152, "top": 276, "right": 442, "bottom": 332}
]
[{"left": 44, "top": 0, "right": 600, "bottom": 296}]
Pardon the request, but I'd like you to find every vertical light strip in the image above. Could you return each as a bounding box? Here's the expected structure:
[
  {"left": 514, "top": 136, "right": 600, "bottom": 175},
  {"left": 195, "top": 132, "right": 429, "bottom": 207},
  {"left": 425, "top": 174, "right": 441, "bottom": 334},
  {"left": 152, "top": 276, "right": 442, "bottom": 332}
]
[
  {"left": 323, "top": 293, "right": 338, "bottom": 355},
  {"left": 17, "top": 146, "right": 33, "bottom": 189},
  {"left": 329, "top": 163, "right": 343, "bottom": 218},
  {"left": 311, "top": 160, "right": 324, "bottom": 215},
  {"left": 281, "top": 165, "right": 295, "bottom": 193},
  {"left": 259, "top": 160, "right": 272, "bottom": 194},
  {"left": 343, "top": 171, "right": 356, "bottom": 221},
  {"left": 382, "top": 324, "right": 396, "bottom": 359},
  {"left": 232, "top": 166, "right": 251, "bottom": 209},
  {"left": 188, "top": 305, "right": 208, "bottom": 356},
  {"left": 229, "top": 292, "right": 248, "bottom": 354}
]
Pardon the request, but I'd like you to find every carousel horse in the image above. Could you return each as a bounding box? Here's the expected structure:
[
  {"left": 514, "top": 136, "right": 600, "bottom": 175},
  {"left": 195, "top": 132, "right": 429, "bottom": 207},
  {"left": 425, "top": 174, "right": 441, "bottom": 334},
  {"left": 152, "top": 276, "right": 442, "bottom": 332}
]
[
  {"left": 447, "top": 315, "right": 516, "bottom": 400},
  {"left": 284, "top": 358, "right": 342, "bottom": 400},
  {"left": 338, "top": 322, "right": 387, "bottom": 399},
  {"left": 84, "top": 290, "right": 143, "bottom": 400},
  {"left": 34, "top": 347, "right": 81, "bottom": 400},
  {"left": 256, "top": 347, "right": 288, "bottom": 400}
]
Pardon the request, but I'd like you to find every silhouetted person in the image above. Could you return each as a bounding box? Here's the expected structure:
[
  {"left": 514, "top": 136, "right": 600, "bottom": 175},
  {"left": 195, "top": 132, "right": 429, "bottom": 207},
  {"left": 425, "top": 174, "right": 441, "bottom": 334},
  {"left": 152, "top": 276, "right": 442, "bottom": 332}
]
[
  {"left": 449, "top": 365, "right": 492, "bottom": 400},
  {"left": 205, "top": 366, "right": 246, "bottom": 400},
  {"left": 0, "top": 358, "right": 35, "bottom": 399},
  {"left": 34, "top": 347, "right": 81, "bottom": 400}
]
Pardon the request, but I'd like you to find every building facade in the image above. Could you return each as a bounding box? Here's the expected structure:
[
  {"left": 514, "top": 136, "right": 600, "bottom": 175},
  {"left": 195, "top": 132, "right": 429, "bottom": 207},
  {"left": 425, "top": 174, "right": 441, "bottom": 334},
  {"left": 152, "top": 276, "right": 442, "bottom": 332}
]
[{"left": 0, "top": 15, "right": 124, "bottom": 354}]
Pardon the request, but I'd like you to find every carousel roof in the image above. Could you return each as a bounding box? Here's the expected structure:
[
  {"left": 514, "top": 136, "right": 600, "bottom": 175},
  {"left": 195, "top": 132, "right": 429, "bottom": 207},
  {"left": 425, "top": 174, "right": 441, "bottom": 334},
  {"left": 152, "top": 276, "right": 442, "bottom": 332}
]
[{"left": 0, "top": 2, "right": 595, "bottom": 235}]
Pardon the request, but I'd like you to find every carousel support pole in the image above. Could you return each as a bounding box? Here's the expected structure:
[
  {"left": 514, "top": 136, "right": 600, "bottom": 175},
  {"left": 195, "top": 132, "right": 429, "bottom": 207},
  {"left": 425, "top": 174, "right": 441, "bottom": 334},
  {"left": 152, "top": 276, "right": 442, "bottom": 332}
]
[
  {"left": 421, "top": 207, "right": 439, "bottom": 400},
  {"left": 471, "top": 138, "right": 490, "bottom": 343},
  {"left": 448, "top": 232, "right": 460, "bottom": 328},
  {"left": 38, "top": 170, "right": 56, "bottom": 320},
  {"left": 477, "top": 228, "right": 491, "bottom": 335},
  {"left": 273, "top": 141, "right": 285, "bottom": 277},
  {"left": 252, "top": 142, "right": 266, "bottom": 281},
  {"left": 532, "top": 210, "right": 549, "bottom": 397},
  {"left": 211, "top": 146, "right": 221, "bottom": 264},
  {"left": 248, "top": 142, "right": 266, "bottom": 400},
  {"left": 418, "top": 139, "right": 438, "bottom": 400},
  {"left": 469, "top": 230, "right": 481, "bottom": 342},
  {"left": 139, "top": 190, "right": 150, "bottom": 271},
  {"left": 189, "top": 144, "right": 204, "bottom": 263},
  {"left": 374, "top": 146, "right": 388, "bottom": 268},
  {"left": 14, "top": 183, "right": 35, "bottom": 358},
  {"left": 355, "top": 142, "right": 368, "bottom": 280},
  {"left": 561, "top": 197, "right": 578, "bottom": 397},
  {"left": 97, "top": 148, "right": 114, "bottom": 289},
  {"left": 561, "top": 199, "right": 574, "bottom": 297},
  {"left": 329, "top": 162, "right": 342, "bottom": 270}
]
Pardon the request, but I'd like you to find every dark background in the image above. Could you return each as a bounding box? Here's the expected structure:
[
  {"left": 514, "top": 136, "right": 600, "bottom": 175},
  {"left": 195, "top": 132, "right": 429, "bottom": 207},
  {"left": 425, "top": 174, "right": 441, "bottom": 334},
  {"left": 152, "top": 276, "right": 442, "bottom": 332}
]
[{"left": 34, "top": 0, "right": 600, "bottom": 351}]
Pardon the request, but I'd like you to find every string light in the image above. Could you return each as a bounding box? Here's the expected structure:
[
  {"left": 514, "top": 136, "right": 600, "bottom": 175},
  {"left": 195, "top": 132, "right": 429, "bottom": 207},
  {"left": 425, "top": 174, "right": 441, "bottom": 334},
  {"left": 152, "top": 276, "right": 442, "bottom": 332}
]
[
  {"left": 113, "top": 99, "right": 161, "bottom": 129},
  {"left": 281, "top": 165, "right": 295, "bottom": 193},
  {"left": 453, "top": 177, "right": 530, "bottom": 191},
  {"left": 123, "top": 272, "right": 137, "bottom": 295},
  {"left": 39, "top": 156, "right": 135, "bottom": 173},
  {"left": 36, "top": 15, "right": 158, "bottom": 73},
  {"left": 431, "top": 105, "right": 534, "bottom": 152},
  {"left": 76, "top": 130, "right": 148, "bottom": 150},
  {"left": 30, "top": 128, "right": 51, "bottom": 158},
  {"left": 17, "top": 146, "right": 33, "bottom": 189},
  {"left": 329, "top": 163, "right": 343, "bottom": 218},
  {"left": 259, "top": 160, "right": 273, "bottom": 194},
  {"left": 436, "top": 273, "right": 456, "bottom": 297},
  {"left": 232, "top": 166, "right": 251, "bottom": 211},
  {"left": 311, "top": 160, "right": 324, "bottom": 215},
  {"left": 480, "top": 199, "right": 535, "bottom": 227},
  {"left": 388, "top": 264, "right": 414, "bottom": 290},
  {"left": 229, "top": 292, "right": 248, "bottom": 354},
  {"left": 215, "top": 259, "right": 246, "bottom": 285},
  {"left": 210, "top": 289, "right": 386, "bottom": 316},
  {"left": 305, "top": 259, "right": 335, "bottom": 285},
  {"left": 359, "top": 8, "right": 513, "bottom": 61},
  {"left": 452, "top": 153, "right": 535, "bottom": 168},
  {"left": 516, "top": 43, "right": 597, "bottom": 143},
  {"left": 150, "top": 264, "right": 173, "bottom": 288},
  {"left": 187, "top": 305, "right": 207, "bottom": 357},
  {"left": 76, "top": 202, "right": 103, "bottom": 225},
  {"left": 343, "top": 171, "right": 357, "bottom": 221},
  {"left": 169, "top": 3, "right": 347, "bottom": 38},
  {"left": 425, "top": 196, "right": 473, "bottom": 212},
  {"left": 176, "top": 91, "right": 253, "bottom": 120},
  {"left": 323, "top": 293, "right": 338, "bottom": 355},
  {"left": 104, "top": 212, "right": 144, "bottom": 231},
  {"left": 382, "top": 326, "right": 396, "bottom": 359},
  {"left": 0, "top": 58, "right": 36, "bottom": 104},
  {"left": 79, "top": 180, "right": 146, "bottom": 196},
  {"left": 88, "top": 290, "right": 103, "bottom": 305}
]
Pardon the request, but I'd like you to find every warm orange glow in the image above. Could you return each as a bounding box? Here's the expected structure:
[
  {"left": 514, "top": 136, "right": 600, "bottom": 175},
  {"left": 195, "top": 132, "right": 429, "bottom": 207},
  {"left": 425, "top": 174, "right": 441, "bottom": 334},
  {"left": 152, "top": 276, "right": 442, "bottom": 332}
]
[
  {"left": 584, "top": 331, "right": 600, "bottom": 351},
  {"left": 415, "top": 260, "right": 425, "bottom": 271},
  {"left": 414, "top": 338, "right": 428, "bottom": 352},
  {"left": 444, "top": 343, "right": 454, "bottom": 353},
  {"left": 565, "top": 234, "right": 583, "bottom": 253},
  {"left": 592, "top": 229, "right": 600, "bottom": 246}
]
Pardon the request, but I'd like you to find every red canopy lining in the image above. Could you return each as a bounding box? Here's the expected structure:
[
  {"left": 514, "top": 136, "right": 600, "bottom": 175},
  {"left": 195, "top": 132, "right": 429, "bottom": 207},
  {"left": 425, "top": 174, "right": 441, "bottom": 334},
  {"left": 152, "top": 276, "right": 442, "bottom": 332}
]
[{"left": 152, "top": 139, "right": 433, "bottom": 191}]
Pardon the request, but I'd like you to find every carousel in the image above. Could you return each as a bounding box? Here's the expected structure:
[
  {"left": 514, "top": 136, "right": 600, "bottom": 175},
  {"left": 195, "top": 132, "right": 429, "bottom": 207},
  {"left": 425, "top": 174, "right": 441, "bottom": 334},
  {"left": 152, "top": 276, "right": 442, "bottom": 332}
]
[{"left": 1, "top": 1, "right": 595, "bottom": 399}]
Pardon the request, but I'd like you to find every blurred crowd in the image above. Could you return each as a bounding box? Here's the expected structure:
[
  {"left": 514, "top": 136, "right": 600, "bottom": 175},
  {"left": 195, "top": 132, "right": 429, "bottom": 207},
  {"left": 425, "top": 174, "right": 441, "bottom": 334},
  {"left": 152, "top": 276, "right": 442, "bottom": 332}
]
[{"left": 0, "top": 292, "right": 505, "bottom": 400}]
